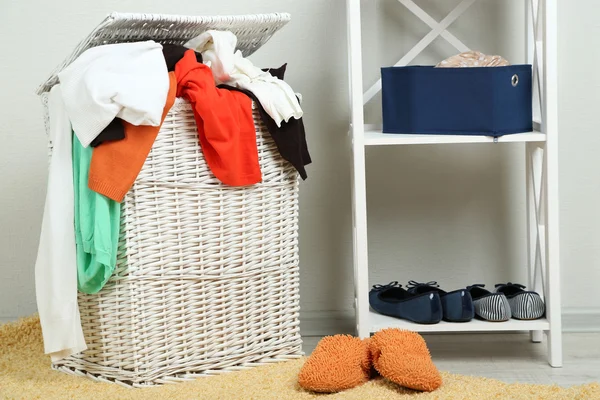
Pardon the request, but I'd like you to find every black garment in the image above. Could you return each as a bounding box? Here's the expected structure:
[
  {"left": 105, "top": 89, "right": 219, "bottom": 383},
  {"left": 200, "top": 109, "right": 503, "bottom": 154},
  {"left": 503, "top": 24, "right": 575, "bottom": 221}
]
[
  {"left": 262, "top": 64, "right": 287, "bottom": 80},
  {"left": 220, "top": 85, "right": 311, "bottom": 179},
  {"left": 162, "top": 44, "right": 202, "bottom": 71},
  {"left": 164, "top": 43, "right": 280, "bottom": 77},
  {"left": 90, "top": 118, "right": 125, "bottom": 147},
  {"left": 219, "top": 63, "right": 310, "bottom": 179},
  {"left": 219, "top": 84, "right": 311, "bottom": 179}
]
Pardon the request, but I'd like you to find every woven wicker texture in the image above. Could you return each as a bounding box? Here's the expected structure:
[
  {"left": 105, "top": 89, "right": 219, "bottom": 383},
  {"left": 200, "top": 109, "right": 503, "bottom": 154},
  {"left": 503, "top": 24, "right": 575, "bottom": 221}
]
[
  {"left": 37, "top": 12, "right": 291, "bottom": 94},
  {"left": 43, "top": 98, "right": 303, "bottom": 386}
]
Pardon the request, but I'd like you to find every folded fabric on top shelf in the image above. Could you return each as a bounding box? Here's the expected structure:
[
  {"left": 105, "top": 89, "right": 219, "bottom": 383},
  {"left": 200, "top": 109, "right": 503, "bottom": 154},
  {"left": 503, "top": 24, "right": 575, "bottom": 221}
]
[
  {"left": 58, "top": 41, "right": 169, "bottom": 148},
  {"left": 186, "top": 30, "right": 303, "bottom": 127},
  {"left": 436, "top": 50, "right": 510, "bottom": 68}
]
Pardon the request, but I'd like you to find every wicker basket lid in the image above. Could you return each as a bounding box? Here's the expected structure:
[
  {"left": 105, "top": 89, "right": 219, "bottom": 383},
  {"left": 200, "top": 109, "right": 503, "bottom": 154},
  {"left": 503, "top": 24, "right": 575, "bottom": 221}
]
[{"left": 36, "top": 11, "right": 291, "bottom": 95}]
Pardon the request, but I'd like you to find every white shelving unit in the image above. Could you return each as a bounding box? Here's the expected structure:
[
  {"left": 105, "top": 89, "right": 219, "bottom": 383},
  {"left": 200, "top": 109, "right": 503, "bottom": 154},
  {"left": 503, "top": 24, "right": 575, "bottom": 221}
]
[{"left": 346, "top": 0, "right": 562, "bottom": 367}]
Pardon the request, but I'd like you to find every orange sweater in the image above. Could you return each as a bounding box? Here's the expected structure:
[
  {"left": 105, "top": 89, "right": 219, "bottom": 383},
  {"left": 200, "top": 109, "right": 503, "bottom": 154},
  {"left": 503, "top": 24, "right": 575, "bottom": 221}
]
[
  {"left": 175, "top": 50, "right": 261, "bottom": 186},
  {"left": 88, "top": 72, "right": 177, "bottom": 202}
]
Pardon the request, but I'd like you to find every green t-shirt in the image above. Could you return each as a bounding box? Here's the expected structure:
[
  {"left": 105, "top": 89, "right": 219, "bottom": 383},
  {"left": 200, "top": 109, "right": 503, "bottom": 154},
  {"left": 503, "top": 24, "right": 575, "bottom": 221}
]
[{"left": 72, "top": 134, "right": 121, "bottom": 294}]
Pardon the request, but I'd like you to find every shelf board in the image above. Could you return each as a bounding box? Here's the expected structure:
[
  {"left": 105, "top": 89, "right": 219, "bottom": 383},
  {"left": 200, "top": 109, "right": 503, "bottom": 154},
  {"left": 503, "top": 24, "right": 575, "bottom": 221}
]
[
  {"left": 362, "top": 126, "right": 546, "bottom": 146},
  {"left": 370, "top": 311, "right": 550, "bottom": 333}
]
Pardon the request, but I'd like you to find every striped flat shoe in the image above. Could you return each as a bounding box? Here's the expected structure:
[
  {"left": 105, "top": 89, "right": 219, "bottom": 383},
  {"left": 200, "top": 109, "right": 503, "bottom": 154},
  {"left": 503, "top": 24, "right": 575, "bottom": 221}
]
[
  {"left": 495, "top": 283, "right": 545, "bottom": 320},
  {"left": 466, "top": 284, "right": 511, "bottom": 322}
]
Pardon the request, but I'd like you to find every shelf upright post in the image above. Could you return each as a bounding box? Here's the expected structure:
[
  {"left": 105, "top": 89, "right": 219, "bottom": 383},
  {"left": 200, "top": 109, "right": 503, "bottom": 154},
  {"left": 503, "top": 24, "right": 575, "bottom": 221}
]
[
  {"left": 526, "top": 0, "right": 545, "bottom": 345},
  {"left": 542, "top": 0, "right": 562, "bottom": 368},
  {"left": 346, "top": 0, "right": 370, "bottom": 338}
]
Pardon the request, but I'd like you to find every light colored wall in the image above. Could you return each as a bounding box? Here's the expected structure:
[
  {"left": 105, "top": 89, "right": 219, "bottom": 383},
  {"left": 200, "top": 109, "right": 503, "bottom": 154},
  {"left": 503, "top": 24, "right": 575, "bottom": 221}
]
[{"left": 0, "top": 0, "right": 599, "bottom": 328}]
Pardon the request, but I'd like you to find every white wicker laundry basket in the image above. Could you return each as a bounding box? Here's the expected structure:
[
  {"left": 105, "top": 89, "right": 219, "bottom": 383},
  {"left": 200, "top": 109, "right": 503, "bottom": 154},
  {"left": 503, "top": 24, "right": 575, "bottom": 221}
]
[{"left": 38, "top": 12, "right": 302, "bottom": 387}]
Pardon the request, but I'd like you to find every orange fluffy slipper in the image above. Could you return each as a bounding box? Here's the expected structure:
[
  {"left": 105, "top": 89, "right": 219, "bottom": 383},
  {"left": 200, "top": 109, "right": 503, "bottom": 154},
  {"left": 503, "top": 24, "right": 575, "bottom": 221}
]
[
  {"left": 298, "top": 334, "right": 372, "bottom": 393},
  {"left": 369, "top": 328, "right": 442, "bottom": 392}
]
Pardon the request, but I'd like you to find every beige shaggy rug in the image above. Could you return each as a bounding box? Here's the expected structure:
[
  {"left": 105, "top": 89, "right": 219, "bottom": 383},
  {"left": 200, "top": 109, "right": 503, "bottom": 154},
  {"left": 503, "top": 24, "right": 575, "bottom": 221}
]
[{"left": 1, "top": 316, "right": 599, "bottom": 399}]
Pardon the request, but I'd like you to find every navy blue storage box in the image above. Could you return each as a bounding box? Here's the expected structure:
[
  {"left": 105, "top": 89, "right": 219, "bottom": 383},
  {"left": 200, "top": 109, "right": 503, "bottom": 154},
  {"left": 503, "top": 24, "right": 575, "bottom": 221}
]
[{"left": 381, "top": 65, "right": 532, "bottom": 136}]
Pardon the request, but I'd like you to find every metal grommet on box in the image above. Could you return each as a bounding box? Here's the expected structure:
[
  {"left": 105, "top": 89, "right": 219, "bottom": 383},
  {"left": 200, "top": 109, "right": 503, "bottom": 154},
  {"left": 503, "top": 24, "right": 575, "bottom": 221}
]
[{"left": 511, "top": 74, "right": 519, "bottom": 87}]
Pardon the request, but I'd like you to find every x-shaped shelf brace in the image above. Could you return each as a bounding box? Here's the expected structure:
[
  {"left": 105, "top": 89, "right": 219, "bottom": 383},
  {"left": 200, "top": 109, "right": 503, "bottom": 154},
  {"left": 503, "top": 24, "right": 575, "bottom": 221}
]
[
  {"left": 528, "top": 144, "right": 547, "bottom": 300},
  {"left": 363, "top": 0, "right": 477, "bottom": 105},
  {"left": 529, "top": 0, "right": 544, "bottom": 123},
  {"left": 363, "top": 0, "right": 544, "bottom": 120}
]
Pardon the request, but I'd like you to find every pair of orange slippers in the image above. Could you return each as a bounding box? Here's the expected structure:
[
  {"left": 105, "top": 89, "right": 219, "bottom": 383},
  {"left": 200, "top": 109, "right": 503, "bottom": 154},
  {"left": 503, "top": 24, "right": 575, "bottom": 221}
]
[{"left": 298, "top": 328, "right": 442, "bottom": 393}]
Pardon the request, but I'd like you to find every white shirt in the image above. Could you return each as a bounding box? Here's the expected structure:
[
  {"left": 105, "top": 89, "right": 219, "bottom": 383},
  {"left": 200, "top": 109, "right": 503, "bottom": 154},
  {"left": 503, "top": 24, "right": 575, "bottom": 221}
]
[
  {"left": 58, "top": 41, "right": 169, "bottom": 147},
  {"left": 186, "top": 31, "right": 303, "bottom": 127},
  {"left": 35, "top": 84, "right": 87, "bottom": 362}
]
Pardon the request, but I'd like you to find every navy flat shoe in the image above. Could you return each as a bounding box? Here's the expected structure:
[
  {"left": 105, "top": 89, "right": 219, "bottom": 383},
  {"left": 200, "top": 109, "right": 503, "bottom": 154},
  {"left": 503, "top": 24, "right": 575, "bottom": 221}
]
[
  {"left": 407, "top": 281, "right": 474, "bottom": 322},
  {"left": 495, "top": 282, "right": 545, "bottom": 320},
  {"left": 369, "top": 282, "right": 442, "bottom": 324},
  {"left": 466, "top": 284, "right": 511, "bottom": 322}
]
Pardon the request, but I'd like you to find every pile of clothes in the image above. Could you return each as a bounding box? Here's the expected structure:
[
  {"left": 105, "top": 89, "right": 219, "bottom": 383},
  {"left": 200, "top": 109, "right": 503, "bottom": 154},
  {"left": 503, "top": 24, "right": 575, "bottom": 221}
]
[{"left": 35, "top": 31, "right": 311, "bottom": 361}]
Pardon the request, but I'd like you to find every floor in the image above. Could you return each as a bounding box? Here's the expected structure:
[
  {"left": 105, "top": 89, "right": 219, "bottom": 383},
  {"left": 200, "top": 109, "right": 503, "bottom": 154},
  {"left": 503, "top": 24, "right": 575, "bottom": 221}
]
[{"left": 302, "top": 333, "right": 600, "bottom": 387}]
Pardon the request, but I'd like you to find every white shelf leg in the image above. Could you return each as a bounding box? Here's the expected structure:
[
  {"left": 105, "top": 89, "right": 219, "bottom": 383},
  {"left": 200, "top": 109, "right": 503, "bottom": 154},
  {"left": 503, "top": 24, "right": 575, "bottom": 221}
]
[
  {"left": 543, "top": 0, "right": 562, "bottom": 367},
  {"left": 347, "top": 0, "right": 370, "bottom": 338},
  {"left": 350, "top": 136, "right": 370, "bottom": 339}
]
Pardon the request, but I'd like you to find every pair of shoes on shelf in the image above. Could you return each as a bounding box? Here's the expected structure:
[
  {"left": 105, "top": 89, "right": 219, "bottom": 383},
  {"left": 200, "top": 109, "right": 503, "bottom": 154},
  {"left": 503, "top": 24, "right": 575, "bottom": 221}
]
[
  {"left": 298, "top": 328, "right": 442, "bottom": 393},
  {"left": 370, "top": 281, "right": 545, "bottom": 324},
  {"left": 369, "top": 281, "right": 474, "bottom": 324},
  {"left": 468, "top": 283, "right": 546, "bottom": 321}
]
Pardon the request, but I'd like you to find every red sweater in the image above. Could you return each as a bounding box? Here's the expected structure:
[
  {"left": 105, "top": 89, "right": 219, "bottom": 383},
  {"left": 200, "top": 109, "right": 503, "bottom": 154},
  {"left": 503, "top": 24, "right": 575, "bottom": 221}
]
[{"left": 175, "top": 50, "right": 261, "bottom": 186}]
